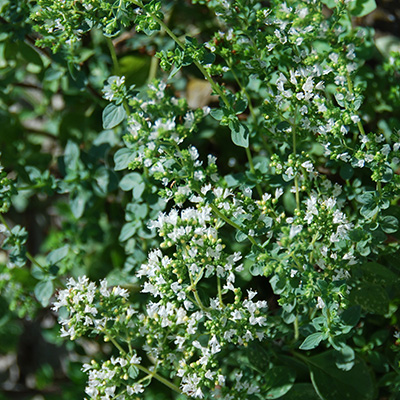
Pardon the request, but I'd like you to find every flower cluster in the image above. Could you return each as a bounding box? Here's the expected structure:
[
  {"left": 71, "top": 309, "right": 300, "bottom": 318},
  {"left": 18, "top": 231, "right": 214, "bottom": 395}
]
[
  {"left": 137, "top": 207, "right": 269, "bottom": 398},
  {"left": 122, "top": 81, "right": 214, "bottom": 204},
  {"left": 32, "top": 0, "right": 137, "bottom": 51},
  {"left": 53, "top": 276, "right": 133, "bottom": 340},
  {"left": 102, "top": 76, "right": 128, "bottom": 104},
  {"left": 54, "top": 224, "right": 269, "bottom": 399}
]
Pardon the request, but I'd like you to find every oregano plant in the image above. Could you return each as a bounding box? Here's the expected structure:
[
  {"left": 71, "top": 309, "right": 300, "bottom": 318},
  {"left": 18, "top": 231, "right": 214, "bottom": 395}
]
[{"left": 1, "top": 0, "right": 400, "bottom": 399}]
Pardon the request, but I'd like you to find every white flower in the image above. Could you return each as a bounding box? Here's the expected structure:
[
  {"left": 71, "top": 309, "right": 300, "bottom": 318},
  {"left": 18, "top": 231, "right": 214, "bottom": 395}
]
[
  {"left": 302, "top": 77, "right": 314, "bottom": 93},
  {"left": 275, "top": 188, "right": 284, "bottom": 199},
  {"left": 289, "top": 225, "right": 302, "bottom": 238},
  {"left": 127, "top": 383, "right": 144, "bottom": 394},
  {"left": 301, "top": 160, "right": 314, "bottom": 172},
  {"left": 316, "top": 297, "right": 325, "bottom": 309},
  {"left": 130, "top": 354, "right": 142, "bottom": 364}
]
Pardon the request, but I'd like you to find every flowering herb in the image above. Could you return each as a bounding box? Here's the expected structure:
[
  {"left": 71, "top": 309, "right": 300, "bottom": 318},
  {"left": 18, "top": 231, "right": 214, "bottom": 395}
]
[{"left": 1, "top": 0, "right": 400, "bottom": 399}]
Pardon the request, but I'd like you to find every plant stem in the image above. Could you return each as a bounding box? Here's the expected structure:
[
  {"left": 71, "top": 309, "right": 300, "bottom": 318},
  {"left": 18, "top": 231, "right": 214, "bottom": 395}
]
[
  {"left": 136, "top": 364, "right": 182, "bottom": 394},
  {"left": 294, "top": 315, "right": 299, "bottom": 341},
  {"left": 245, "top": 147, "right": 263, "bottom": 198},
  {"left": 148, "top": 55, "right": 159, "bottom": 82},
  {"left": 229, "top": 63, "right": 256, "bottom": 122},
  {"left": 0, "top": 214, "right": 10, "bottom": 231},
  {"left": 106, "top": 36, "right": 121, "bottom": 76},
  {"left": 309, "top": 231, "right": 321, "bottom": 264},
  {"left": 292, "top": 107, "right": 300, "bottom": 210},
  {"left": 223, "top": 62, "right": 264, "bottom": 197},
  {"left": 107, "top": 336, "right": 182, "bottom": 394},
  {"left": 346, "top": 72, "right": 365, "bottom": 137},
  {"left": 106, "top": 36, "right": 131, "bottom": 115},
  {"left": 377, "top": 181, "right": 382, "bottom": 195},
  {"left": 26, "top": 252, "right": 47, "bottom": 271},
  {"left": 209, "top": 204, "right": 258, "bottom": 247},
  {"left": 189, "top": 269, "right": 209, "bottom": 312},
  {"left": 217, "top": 276, "right": 224, "bottom": 307},
  {"left": 229, "top": 69, "right": 259, "bottom": 174}
]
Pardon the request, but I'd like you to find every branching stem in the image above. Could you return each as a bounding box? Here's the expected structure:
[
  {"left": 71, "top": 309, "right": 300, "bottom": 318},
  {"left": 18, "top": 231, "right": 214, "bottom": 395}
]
[
  {"left": 106, "top": 36, "right": 121, "bottom": 76},
  {"left": 346, "top": 72, "right": 365, "bottom": 137},
  {"left": 106, "top": 36, "right": 131, "bottom": 115},
  {"left": 107, "top": 336, "right": 182, "bottom": 394},
  {"left": 292, "top": 107, "right": 300, "bottom": 210},
  {"left": 209, "top": 204, "right": 258, "bottom": 247}
]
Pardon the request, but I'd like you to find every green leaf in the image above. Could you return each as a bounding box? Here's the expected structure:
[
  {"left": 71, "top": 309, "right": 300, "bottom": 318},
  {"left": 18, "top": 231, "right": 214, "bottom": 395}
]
[
  {"left": 359, "top": 262, "right": 398, "bottom": 285},
  {"left": 350, "top": 283, "right": 389, "bottom": 315},
  {"left": 31, "top": 263, "right": 47, "bottom": 280},
  {"left": 320, "top": 0, "right": 337, "bottom": 8},
  {"left": 234, "top": 98, "right": 248, "bottom": 115},
  {"left": 250, "top": 262, "right": 264, "bottom": 276},
  {"left": 102, "top": 103, "right": 126, "bottom": 129},
  {"left": 119, "top": 172, "right": 142, "bottom": 191},
  {"left": 94, "top": 166, "right": 118, "bottom": 195},
  {"left": 126, "top": 203, "right": 148, "bottom": 221},
  {"left": 25, "top": 166, "right": 42, "bottom": 181},
  {"left": 309, "top": 351, "right": 374, "bottom": 400},
  {"left": 380, "top": 215, "right": 398, "bottom": 234},
  {"left": 339, "top": 306, "right": 361, "bottom": 329},
  {"left": 201, "top": 51, "right": 215, "bottom": 65},
  {"left": 46, "top": 245, "right": 69, "bottom": 265},
  {"left": 300, "top": 332, "right": 324, "bottom": 350},
  {"left": 381, "top": 165, "right": 393, "bottom": 183},
  {"left": 44, "top": 68, "right": 64, "bottom": 82},
  {"left": 128, "top": 365, "right": 139, "bottom": 379},
  {"left": 0, "top": 0, "right": 10, "bottom": 15},
  {"left": 119, "top": 222, "right": 138, "bottom": 242},
  {"left": 224, "top": 174, "right": 242, "bottom": 188},
  {"left": 210, "top": 108, "right": 224, "bottom": 121},
  {"left": 334, "top": 345, "right": 355, "bottom": 371},
  {"left": 119, "top": 54, "right": 150, "bottom": 86},
  {"left": 358, "top": 191, "right": 374, "bottom": 205},
  {"left": 375, "top": 35, "right": 400, "bottom": 59},
  {"left": 270, "top": 275, "right": 286, "bottom": 295},
  {"left": 235, "top": 230, "right": 247, "bottom": 243},
  {"left": 64, "top": 141, "right": 80, "bottom": 171},
  {"left": 204, "top": 190, "right": 216, "bottom": 204},
  {"left": 70, "top": 190, "right": 89, "bottom": 219},
  {"left": 114, "top": 148, "right": 136, "bottom": 171},
  {"left": 359, "top": 192, "right": 379, "bottom": 218},
  {"left": 168, "top": 63, "right": 182, "bottom": 79},
  {"left": 276, "top": 121, "right": 291, "bottom": 131},
  {"left": 348, "top": 229, "right": 365, "bottom": 242},
  {"left": 340, "top": 164, "right": 354, "bottom": 180},
  {"left": 133, "top": 182, "right": 145, "bottom": 200},
  {"left": 18, "top": 41, "right": 43, "bottom": 67},
  {"left": 228, "top": 119, "right": 249, "bottom": 148},
  {"left": 264, "top": 366, "right": 296, "bottom": 399},
  {"left": 34, "top": 280, "right": 54, "bottom": 307},
  {"left": 246, "top": 343, "right": 270, "bottom": 372},
  {"left": 360, "top": 203, "right": 379, "bottom": 219},
  {"left": 282, "top": 383, "right": 320, "bottom": 400},
  {"left": 350, "top": 0, "right": 377, "bottom": 17}
]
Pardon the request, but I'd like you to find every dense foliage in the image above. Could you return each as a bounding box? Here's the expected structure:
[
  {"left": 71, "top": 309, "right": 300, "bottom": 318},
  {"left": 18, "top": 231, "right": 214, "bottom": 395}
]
[{"left": 1, "top": 0, "right": 400, "bottom": 399}]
